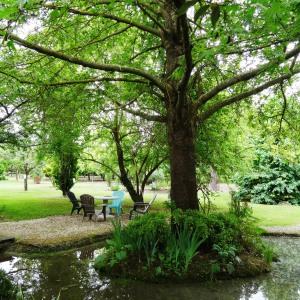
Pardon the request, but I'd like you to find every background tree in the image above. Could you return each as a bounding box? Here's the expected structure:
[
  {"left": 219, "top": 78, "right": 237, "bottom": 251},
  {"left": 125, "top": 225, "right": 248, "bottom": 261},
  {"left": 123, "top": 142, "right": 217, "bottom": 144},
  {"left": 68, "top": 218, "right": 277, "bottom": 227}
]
[
  {"left": 34, "top": 85, "right": 95, "bottom": 195},
  {"left": 84, "top": 107, "right": 168, "bottom": 202}
]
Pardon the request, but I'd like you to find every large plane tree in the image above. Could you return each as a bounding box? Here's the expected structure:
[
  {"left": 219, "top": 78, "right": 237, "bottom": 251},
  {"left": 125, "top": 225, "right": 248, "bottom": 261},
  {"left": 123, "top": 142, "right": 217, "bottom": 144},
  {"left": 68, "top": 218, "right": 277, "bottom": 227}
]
[{"left": 0, "top": 0, "right": 300, "bottom": 210}]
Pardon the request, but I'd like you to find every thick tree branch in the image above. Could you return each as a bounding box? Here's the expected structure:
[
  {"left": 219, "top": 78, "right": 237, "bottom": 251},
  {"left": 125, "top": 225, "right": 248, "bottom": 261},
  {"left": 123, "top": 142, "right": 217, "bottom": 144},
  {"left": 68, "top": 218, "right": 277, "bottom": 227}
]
[
  {"left": 136, "top": 1, "right": 165, "bottom": 32},
  {"left": 196, "top": 44, "right": 300, "bottom": 108},
  {"left": 0, "top": 32, "right": 165, "bottom": 92},
  {"left": 141, "top": 156, "right": 167, "bottom": 194},
  {"left": 199, "top": 69, "right": 300, "bottom": 122},
  {"left": 178, "top": 15, "right": 193, "bottom": 95},
  {"left": 0, "top": 70, "right": 148, "bottom": 86}
]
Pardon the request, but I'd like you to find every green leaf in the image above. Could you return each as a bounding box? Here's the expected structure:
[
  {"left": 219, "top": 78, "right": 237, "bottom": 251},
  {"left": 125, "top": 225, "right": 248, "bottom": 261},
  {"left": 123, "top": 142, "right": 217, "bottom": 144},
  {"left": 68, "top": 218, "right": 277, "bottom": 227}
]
[
  {"left": 0, "top": 6, "right": 18, "bottom": 19},
  {"left": 194, "top": 5, "right": 209, "bottom": 22},
  {"left": 115, "top": 250, "right": 127, "bottom": 261},
  {"left": 211, "top": 4, "right": 221, "bottom": 28},
  {"left": 211, "top": 262, "right": 221, "bottom": 274},
  {"left": 7, "top": 40, "right": 16, "bottom": 51},
  {"left": 177, "top": 0, "right": 199, "bottom": 16}
]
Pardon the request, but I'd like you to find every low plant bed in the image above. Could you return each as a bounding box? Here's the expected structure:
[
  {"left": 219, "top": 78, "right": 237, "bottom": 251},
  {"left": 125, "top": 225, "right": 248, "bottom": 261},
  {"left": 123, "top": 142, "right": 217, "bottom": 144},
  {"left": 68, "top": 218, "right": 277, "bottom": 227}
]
[{"left": 95, "top": 210, "right": 274, "bottom": 282}]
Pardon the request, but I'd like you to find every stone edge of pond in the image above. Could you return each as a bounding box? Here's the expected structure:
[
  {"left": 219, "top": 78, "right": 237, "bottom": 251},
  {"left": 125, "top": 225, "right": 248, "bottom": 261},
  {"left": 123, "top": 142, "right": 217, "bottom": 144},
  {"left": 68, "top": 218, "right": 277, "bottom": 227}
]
[{"left": 7, "top": 233, "right": 112, "bottom": 255}]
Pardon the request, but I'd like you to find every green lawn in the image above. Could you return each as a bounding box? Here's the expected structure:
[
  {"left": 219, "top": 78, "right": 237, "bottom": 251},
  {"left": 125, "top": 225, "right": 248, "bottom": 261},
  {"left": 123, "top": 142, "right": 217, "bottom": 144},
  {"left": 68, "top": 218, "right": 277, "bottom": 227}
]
[
  {"left": 1, "top": 178, "right": 300, "bottom": 226},
  {"left": 211, "top": 193, "right": 300, "bottom": 226},
  {"left": 0, "top": 178, "right": 167, "bottom": 221}
]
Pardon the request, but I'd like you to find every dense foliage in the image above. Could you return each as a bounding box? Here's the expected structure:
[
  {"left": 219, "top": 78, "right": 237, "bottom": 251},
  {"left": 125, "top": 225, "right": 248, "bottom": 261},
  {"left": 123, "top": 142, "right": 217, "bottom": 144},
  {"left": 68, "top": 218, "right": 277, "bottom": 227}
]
[
  {"left": 95, "top": 211, "right": 272, "bottom": 281},
  {"left": 236, "top": 149, "right": 300, "bottom": 205},
  {"left": 0, "top": 269, "right": 16, "bottom": 300},
  {"left": 52, "top": 152, "right": 78, "bottom": 196}
]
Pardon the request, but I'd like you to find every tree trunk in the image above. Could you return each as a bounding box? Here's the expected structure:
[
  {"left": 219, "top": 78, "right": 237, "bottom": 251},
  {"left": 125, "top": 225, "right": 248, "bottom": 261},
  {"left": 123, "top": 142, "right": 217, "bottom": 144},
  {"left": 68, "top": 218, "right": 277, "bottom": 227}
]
[
  {"left": 209, "top": 168, "right": 219, "bottom": 192},
  {"left": 112, "top": 127, "right": 144, "bottom": 203},
  {"left": 167, "top": 113, "right": 199, "bottom": 210},
  {"left": 24, "top": 173, "right": 28, "bottom": 191},
  {"left": 24, "top": 163, "right": 29, "bottom": 191},
  {"left": 160, "top": 1, "right": 198, "bottom": 210}
]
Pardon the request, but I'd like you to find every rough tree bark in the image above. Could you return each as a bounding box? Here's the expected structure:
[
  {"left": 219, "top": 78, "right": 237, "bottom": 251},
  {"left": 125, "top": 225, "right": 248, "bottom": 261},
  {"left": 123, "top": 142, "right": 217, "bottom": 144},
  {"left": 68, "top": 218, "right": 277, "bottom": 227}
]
[{"left": 162, "top": 0, "right": 199, "bottom": 210}]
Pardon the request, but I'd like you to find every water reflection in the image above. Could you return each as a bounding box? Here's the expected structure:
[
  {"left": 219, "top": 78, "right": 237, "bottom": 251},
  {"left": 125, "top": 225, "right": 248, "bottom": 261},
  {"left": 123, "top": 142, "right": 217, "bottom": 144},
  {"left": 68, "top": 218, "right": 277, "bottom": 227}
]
[{"left": 0, "top": 237, "right": 299, "bottom": 300}]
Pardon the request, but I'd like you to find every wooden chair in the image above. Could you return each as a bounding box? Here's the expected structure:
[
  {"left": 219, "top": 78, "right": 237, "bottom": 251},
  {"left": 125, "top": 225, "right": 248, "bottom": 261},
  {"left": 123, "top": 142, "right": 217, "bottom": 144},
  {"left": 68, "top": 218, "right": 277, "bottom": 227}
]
[
  {"left": 66, "top": 191, "right": 83, "bottom": 215},
  {"left": 80, "top": 194, "right": 106, "bottom": 221},
  {"left": 129, "top": 194, "right": 157, "bottom": 220}
]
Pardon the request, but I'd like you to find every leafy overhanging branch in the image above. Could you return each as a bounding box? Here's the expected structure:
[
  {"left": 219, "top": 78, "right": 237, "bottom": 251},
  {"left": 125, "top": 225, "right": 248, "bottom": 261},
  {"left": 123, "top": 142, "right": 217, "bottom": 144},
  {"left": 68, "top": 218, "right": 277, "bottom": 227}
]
[
  {"left": 199, "top": 68, "right": 300, "bottom": 122},
  {"left": 82, "top": 153, "right": 120, "bottom": 179},
  {"left": 43, "top": 3, "right": 161, "bottom": 37},
  {"left": 0, "top": 31, "right": 166, "bottom": 92},
  {"left": 195, "top": 44, "right": 300, "bottom": 109},
  {"left": 0, "top": 99, "right": 29, "bottom": 123},
  {"left": 0, "top": 70, "right": 148, "bottom": 86}
]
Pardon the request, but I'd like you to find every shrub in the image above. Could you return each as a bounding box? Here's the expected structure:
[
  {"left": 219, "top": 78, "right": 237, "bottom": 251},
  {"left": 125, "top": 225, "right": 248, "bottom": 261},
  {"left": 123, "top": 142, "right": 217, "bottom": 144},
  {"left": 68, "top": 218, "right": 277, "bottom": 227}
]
[
  {"left": 0, "top": 163, "right": 6, "bottom": 180},
  {"left": 111, "top": 184, "right": 120, "bottom": 191},
  {"left": 235, "top": 148, "right": 300, "bottom": 205},
  {"left": 95, "top": 209, "right": 271, "bottom": 280},
  {"left": 0, "top": 269, "right": 16, "bottom": 299},
  {"left": 95, "top": 213, "right": 170, "bottom": 270}
]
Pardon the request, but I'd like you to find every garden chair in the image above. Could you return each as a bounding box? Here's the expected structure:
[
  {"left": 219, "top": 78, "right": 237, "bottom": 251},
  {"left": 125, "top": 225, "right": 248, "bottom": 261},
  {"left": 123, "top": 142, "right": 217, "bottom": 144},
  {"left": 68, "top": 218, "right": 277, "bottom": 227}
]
[
  {"left": 108, "top": 191, "right": 125, "bottom": 216},
  {"left": 80, "top": 194, "right": 106, "bottom": 221},
  {"left": 66, "top": 191, "right": 83, "bottom": 215},
  {"left": 129, "top": 194, "right": 157, "bottom": 220}
]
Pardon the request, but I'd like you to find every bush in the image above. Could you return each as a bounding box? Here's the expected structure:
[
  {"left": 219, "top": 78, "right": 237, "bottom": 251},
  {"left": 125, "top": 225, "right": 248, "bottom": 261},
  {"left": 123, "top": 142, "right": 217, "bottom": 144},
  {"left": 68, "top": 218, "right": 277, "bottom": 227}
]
[
  {"left": 95, "top": 210, "right": 272, "bottom": 280},
  {"left": 0, "top": 269, "right": 16, "bottom": 299},
  {"left": 235, "top": 148, "right": 300, "bottom": 205},
  {"left": 0, "top": 163, "right": 6, "bottom": 180},
  {"left": 111, "top": 184, "right": 120, "bottom": 191}
]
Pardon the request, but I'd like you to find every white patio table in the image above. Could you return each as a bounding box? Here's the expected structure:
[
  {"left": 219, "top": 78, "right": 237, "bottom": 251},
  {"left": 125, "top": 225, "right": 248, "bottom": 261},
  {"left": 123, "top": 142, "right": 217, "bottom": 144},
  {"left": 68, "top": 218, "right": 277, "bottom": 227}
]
[{"left": 94, "top": 195, "right": 119, "bottom": 215}]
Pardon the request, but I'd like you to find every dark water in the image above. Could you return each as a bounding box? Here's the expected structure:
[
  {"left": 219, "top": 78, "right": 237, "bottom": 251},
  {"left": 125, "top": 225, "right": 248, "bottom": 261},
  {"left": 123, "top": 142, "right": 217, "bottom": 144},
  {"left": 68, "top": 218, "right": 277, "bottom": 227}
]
[{"left": 1, "top": 237, "right": 300, "bottom": 300}]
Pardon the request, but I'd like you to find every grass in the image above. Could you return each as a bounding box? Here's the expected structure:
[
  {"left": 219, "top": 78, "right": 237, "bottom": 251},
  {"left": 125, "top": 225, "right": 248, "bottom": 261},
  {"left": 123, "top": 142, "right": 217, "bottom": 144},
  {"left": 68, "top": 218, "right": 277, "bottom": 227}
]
[
  {"left": 0, "top": 178, "right": 167, "bottom": 221},
  {"left": 1, "top": 178, "right": 300, "bottom": 226},
  {"left": 210, "top": 193, "right": 300, "bottom": 227}
]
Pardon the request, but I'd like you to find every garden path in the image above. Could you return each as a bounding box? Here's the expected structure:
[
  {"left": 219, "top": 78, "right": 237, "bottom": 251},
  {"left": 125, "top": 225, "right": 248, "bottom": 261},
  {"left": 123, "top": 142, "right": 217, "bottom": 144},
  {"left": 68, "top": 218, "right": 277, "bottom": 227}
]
[{"left": 0, "top": 214, "right": 128, "bottom": 249}]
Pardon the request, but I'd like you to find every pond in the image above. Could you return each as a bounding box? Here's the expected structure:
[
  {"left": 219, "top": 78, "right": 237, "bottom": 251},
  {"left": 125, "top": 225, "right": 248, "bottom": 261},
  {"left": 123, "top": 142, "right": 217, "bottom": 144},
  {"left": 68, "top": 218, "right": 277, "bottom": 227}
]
[{"left": 1, "top": 237, "right": 300, "bottom": 300}]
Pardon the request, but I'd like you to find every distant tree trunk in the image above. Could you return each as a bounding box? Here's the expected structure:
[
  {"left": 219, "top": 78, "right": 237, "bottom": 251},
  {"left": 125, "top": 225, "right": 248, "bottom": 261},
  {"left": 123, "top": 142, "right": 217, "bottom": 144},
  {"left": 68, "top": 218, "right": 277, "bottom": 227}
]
[
  {"left": 24, "top": 174, "right": 28, "bottom": 191},
  {"left": 209, "top": 168, "right": 219, "bottom": 192},
  {"left": 16, "top": 170, "right": 19, "bottom": 181},
  {"left": 24, "top": 163, "right": 29, "bottom": 191}
]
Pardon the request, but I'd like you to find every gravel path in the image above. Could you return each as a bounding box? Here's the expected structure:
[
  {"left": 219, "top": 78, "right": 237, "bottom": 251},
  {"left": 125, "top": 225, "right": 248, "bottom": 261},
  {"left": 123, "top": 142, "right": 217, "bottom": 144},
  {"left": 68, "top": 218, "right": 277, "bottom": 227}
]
[
  {"left": 0, "top": 214, "right": 127, "bottom": 247},
  {"left": 262, "top": 224, "right": 300, "bottom": 236}
]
